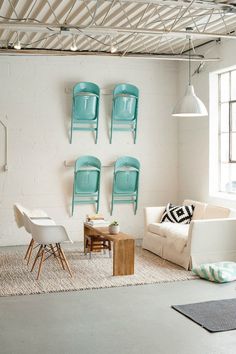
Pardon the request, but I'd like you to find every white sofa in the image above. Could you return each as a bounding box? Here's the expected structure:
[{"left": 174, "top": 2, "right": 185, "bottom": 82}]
[{"left": 142, "top": 199, "right": 236, "bottom": 270}]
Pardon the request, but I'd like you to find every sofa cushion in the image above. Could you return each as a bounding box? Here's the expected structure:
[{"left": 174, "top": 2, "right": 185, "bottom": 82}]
[
  {"left": 160, "top": 203, "right": 194, "bottom": 224},
  {"left": 148, "top": 223, "right": 166, "bottom": 237},
  {"left": 203, "top": 205, "right": 230, "bottom": 219},
  {"left": 183, "top": 199, "right": 231, "bottom": 219},
  {"left": 183, "top": 199, "right": 207, "bottom": 220},
  {"left": 148, "top": 222, "right": 189, "bottom": 252},
  {"left": 161, "top": 223, "right": 189, "bottom": 252}
]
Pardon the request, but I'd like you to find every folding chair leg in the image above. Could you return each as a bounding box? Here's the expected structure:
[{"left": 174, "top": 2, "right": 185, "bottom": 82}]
[
  {"left": 134, "top": 196, "right": 139, "bottom": 214},
  {"left": 95, "top": 125, "right": 98, "bottom": 144},
  {"left": 71, "top": 195, "right": 75, "bottom": 216},
  {"left": 70, "top": 122, "right": 73, "bottom": 144},
  {"left": 134, "top": 125, "right": 137, "bottom": 144},
  {"left": 110, "top": 199, "right": 114, "bottom": 215},
  {"left": 96, "top": 196, "right": 100, "bottom": 213}
]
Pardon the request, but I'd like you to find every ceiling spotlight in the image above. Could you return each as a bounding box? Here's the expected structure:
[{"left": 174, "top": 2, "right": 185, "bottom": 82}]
[
  {"left": 110, "top": 35, "right": 118, "bottom": 53},
  {"left": 110, "top": 44, "right": 118, "bottom": 53},
  {"left": 70, "top": 35, "right": 77, "bottom": 51},
  {"left": 14, "top": 32, "right": 21, "bottom": 50}
]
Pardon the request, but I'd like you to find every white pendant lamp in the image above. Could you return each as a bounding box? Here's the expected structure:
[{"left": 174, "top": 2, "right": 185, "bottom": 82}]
[{"left": 172, "top": 37, "right": 208, "bottom": 117}]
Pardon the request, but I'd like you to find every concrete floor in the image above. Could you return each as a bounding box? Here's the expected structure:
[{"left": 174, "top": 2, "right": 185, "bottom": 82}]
[{"left": 1, "top": 280, "right": 236, "bottom": 354}]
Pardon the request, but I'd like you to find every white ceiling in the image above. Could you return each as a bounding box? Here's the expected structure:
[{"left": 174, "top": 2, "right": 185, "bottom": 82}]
[{"left": 0, "top": 0, "right": 236, "bottom": 59}]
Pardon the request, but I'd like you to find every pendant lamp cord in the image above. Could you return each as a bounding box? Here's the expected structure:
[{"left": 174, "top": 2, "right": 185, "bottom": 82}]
[{"left": 188, "top": 37, "right": 191, "bottom": 86}]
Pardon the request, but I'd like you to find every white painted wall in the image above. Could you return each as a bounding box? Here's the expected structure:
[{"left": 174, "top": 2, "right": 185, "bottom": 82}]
[
  {"left": 0, "top": 55, "right": 178, "bottom": 246},
  {"left": 178, "top": 39, "right": 236, "bottom": 209}
]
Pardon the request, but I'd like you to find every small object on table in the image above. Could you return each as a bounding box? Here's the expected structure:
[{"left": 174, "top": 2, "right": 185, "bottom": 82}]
[
  {"left": 109, "top": 220, "right": 120, "bottom": 235},
  {"left": 86, "top": 214, "right": 104, "bottom": 221}
]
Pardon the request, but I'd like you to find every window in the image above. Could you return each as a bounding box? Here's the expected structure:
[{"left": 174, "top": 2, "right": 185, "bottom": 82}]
[{"left": 210, "top": 67, "right": 236, "bottom": 197}]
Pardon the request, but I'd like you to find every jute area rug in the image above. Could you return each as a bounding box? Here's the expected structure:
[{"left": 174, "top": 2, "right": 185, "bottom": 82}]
[{"left": 0, "top": 244, "right": 196, "bottom": 297}]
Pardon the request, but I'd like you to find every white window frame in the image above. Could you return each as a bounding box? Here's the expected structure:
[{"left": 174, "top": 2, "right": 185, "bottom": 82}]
[{"left": 209, "top": 65, "right": 236, "bottom": 200}]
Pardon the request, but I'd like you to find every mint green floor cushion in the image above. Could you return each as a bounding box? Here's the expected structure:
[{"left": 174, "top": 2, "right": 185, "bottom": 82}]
[{"left": 193, "top": 262, "right": 236, "bottom": 283}]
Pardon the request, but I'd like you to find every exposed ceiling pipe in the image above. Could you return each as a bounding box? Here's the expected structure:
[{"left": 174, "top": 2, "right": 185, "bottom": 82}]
[{"left": 0, "top": 48, "right": 220, "bottom": 61}]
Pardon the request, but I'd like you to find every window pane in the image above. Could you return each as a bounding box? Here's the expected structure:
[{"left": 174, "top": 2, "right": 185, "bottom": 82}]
[
  {"left": 220, "top": 72, "right": 230, "bottom": 102},
  {"left": 231, "top": 70, "right": 236, "bottom": 101},
  {"left": 220, "top": 133, "right": 229, "bottom": 162},
  {"left": 220, "top": 163, "right": 230, "bottom": 192},
  {"left": 227, "top": 165, "right": 236, "bottom": 193},
  {"left": 230, "top": 132, "right": 236, "bottom": 161},
  {"left": 231, "top": 102, "right": 236, "bottom": 131},
  {"left": 230, "top": 164, "right": 236, "bottom": 181},
  {"left": 220, "top": 103, "right": 229, "bottom": 132}
]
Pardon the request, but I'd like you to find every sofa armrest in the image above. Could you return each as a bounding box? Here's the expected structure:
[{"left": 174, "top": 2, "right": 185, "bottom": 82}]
[
  {"left": 144, "top": 207, "right": 165, "bottom": 230},
  {"left": 188, "top": 218, "right": 236, "bottom": 267}
]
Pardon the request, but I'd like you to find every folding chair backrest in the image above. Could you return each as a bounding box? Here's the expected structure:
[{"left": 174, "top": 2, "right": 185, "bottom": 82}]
[
  {"left": 72, "top": 82, "right": 100, "bottom": 121},
  {"left": 114, "top": 156, "right": 140, "bottom": 170},
  {"left": 112, "top": 84, "right": 139, "bottom": 121},
  {"left": 74, "top": 156, "right": 101, "bottom": 194},
  {"left": 113, "top": 156, "right": 140, "bottom": 194}
]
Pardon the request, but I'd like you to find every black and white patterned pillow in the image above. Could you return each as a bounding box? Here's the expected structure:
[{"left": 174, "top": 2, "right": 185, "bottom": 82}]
[{"left": 160, "top": 203, "right": 195, "bottom": 224}]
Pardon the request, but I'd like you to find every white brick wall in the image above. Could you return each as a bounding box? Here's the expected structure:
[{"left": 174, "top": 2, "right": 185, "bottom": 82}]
[{"left": 0, "top": 55, "right": 178, "bottom": 246}]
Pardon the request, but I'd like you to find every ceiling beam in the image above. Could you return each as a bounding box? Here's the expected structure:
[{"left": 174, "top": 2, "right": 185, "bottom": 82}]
[
  {"left": 1, "top": 21, "right": 236, "bottom": 40},
  {"left": 71, "top": 0, "right": 235, "bottom": 12}
]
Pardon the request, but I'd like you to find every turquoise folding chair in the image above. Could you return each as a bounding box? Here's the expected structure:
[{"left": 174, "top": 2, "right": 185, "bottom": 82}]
[
  {"left": 72, "top": 156, "right": 101, "bottom": 216},
  {"left": 111, "top": 156, "right": 140, "bottom": 215},
  {"left": 110, "top": 83, "right": 139, "bottom": 144},
  {"left": 70, "top": 82, "right": 100, "bottom": 144}
]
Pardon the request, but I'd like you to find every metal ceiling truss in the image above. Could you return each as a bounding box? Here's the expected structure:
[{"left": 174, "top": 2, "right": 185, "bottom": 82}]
[{"left": 0, "top": 0, "right": 236, "bottom": 60}]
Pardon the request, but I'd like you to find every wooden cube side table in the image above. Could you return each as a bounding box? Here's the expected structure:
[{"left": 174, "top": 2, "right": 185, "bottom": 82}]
[{"left": 84, "top": 223, "right": 135, "bottom": 276}]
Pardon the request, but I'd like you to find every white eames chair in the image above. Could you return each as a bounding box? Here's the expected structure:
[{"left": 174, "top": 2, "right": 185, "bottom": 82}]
[
  {"left": 13, "top": 203, "right": 52, "bottom": 265},
  {"left": 23, "top": 214, "right": 73, "bottom": 280}
]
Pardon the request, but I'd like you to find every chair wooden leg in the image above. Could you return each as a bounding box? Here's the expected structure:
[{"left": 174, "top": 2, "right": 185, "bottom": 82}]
[
  {"left": 56, "top": 243, "right": 65, "bottom": 270},
  {"left": 85, "top": 239, "right": 89, "bottom": 255},
  {"left": 36, "top": 246, "right": 45, "bottom": 280},
  {"left": 31, "top": 245, "right": 43, "bottom": 272},
  {"left": 58, "top": 244, "right": 73, "bottom": 278},
  {"left": 50, "top": 244, "right": 61, "bottom": 266},
  {"left": 108, "top": 240, "right": 112, "bottom": 258},
  {"left": 24, "top": 238, "right": 33, "bottom": 260},
  {"left": 50, "top": 244, "right": 57, "bottom": 258},
  {"left": 27, "top": 240, "right": 35, "bottom": 265},
  {"left": 88, "top": 238, "right": 92, "bottom": 258}
]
